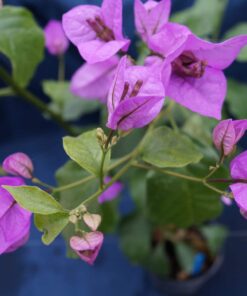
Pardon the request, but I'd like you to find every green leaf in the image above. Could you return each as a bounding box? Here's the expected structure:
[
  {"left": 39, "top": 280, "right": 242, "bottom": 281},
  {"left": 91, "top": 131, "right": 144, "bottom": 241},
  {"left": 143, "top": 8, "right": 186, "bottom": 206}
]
[
  {"left": 43, "top": 80, "right": 99, "bottom": 121},
  {"left": 119, "top": 212, "right": 151, "bottom": 264},
  {"left": 227, "top": 79, "right": 247, "bottom": 119},
  {"left": 63, "top": 129, "right": 110, "bottom": 176},
  {"left": 124, "top": 167, "right": 148, "bottom": 210},
  {"left": 201, "top": 224, "right": 228, "bottom": 256},
  {"left": 141, "top": 127, "right": 203, "bottom": 168},
  {"left": 147, "top": 173, "right": 223, "bottom": 228},
  {"left": 98, "top": 200, "right": 119, "bottom": 233},
  {"left": 0, "top": 6, "right": 44, "bottom": 86},
  {"left": 146, "top": 244, "right": 170, "bottom": 277},
  {"left": 171, "top": 0, "right": 227, "bottom": 37},
  {"left": 223, "top": 23, "right": 247, "bottom": 62},
  {"left": 56, "top": 160, "right": 98, "bottom": 209},
  {"left": 3, "top": 186, "right": 65, "bottom": 214},
  {"left": 175, "top": 242, "right": 195, "bottom": 274},
  {"left": 34, "top": 212, "right": 69, "bottom": 245}
]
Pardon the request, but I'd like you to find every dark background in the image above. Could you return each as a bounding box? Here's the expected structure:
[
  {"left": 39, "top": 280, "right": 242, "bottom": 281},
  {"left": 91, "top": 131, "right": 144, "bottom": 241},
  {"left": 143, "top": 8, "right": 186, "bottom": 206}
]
[{"left": 1, "top": 0, "right": 247, "bottom": 295}]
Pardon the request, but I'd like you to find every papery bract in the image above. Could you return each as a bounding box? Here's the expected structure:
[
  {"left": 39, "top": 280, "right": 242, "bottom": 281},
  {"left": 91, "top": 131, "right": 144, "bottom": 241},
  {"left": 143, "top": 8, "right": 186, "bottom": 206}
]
[
  {"left": 230, "top": 151, "right": 247, "bottom": 218},
  {"left": 71, "top": 56, "right": 119, "bottom": 102},
  {"left": 107, "top": 55, "right": 165, "bottom": 131},
  {"left": 98, "top": 176, "right": 123, "bottom": 204},
  {"left": 62, "top": 0, "right": 130, "bottom": 63},
  {"left": 150, "top": 30, "right": 247, "bottom": 119},
  {"left": 70, "top": 231, "right": 104, "bottom": 265},
  {"left": 134, "top": 0, "right": 171, "bottom": 42},
  {"left": 83, "top": 213, "right": 102, "bottom": 231},
  {"left": 44, "top": 20, "right": 69, "bottom": 55},
  {"left": 0, "top": 177, "right": 31, "bottom": 254},
  {"left": 213, "top": 119, "right": 247, "bottom": 156},
  {"left": 3, "top": 152, "right": 34, "bottom": 179}
]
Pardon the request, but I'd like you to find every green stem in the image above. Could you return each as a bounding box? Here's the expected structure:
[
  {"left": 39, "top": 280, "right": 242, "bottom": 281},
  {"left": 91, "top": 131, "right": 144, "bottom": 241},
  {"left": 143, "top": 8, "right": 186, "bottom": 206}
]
[
  {"left": 133, "top": 162, "right": 227, "bottom": 196},
  {"left": 53, "top": 152, "right": 134, "bottom": 194},
  {"left": 204, "top": 154, "right": 225, "bottom": 179},
  {"left": 133, "top": 163, "right": 202, "bottom": 182},
  {"left": 32, "top": 178, "right": 54, "bottom": 190},
  {"left": 99, "top": 151, "right": 107, "bottom": 189},
  {"left": 53, "top": 175, "right": 95, "bottom": 193},
  {"left": 202, "top": 181, "right": 226, "bottom": 196},
  {"left": 0, "top": 66, "right": 76, "bottom": 136},
  {"left": 79, "top": 161, "right": 133, "bottom": 208},
  {"left": 58, "top": 54, "right": 65, "bottom": 81},
  {"left": 0, "top": 87, "right": 14, "bottom": 97}
]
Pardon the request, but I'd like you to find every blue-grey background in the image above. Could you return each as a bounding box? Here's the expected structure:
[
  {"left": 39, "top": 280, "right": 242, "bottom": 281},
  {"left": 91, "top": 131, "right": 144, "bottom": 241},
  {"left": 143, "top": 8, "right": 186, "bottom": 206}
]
[{"left": 1, "top": 0, "right": 247, "bottom": 295}]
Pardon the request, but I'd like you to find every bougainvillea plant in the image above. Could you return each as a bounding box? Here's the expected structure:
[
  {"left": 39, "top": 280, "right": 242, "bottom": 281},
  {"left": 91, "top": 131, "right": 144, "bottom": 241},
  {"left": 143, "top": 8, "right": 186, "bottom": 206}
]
[{"left": 1, "top": 0, "right": 247, "bottom": 280}]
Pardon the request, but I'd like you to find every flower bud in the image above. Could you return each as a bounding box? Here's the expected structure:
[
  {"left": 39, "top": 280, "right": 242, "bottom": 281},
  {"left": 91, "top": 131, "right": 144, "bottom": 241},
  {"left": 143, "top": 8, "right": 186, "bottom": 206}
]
[
  {"left": 83, "top": 213, "right": 102, "bottom": 231},
  {"left": 212, "top": 119, "right": 247, "bottom": 156},
  {"left": 96, "top": 128, "right": 106, "bottom": 146},
  {"left": 44, "top": 20, "right": 69, "bottom": 56},
  {"left": 70, "top": 231, "right": 104, "bottom": 265},
  {"left": 3, "top": 152, "right": 34, "bottom": 179}
]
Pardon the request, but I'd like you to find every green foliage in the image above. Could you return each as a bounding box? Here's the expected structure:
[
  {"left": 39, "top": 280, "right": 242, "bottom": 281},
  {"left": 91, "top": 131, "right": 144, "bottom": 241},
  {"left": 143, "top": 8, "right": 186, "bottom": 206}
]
[
  {"left": 227, "top": 79, "right": 247, "bottom": 119},
  {"left": 3, "top": 186, "right": 66, "bottom": 214},
  {"left": 0, "top": 6, "right": 44, "bottom": 86},
  {"left": 119, "top": 213, "right": 151, "bottom": 264},
  {"left": 171, "top": 0, "right": 228, "bottom": 37},
  {"left": 56, "top": 161, "right": 119, "bottom": 257},
  {"left": 141, "top": 127, "right": 203, "bottom": 168},
  {"left": 63, "top": 129, "right": 110, "bottom": 176},
  {"left": 34, "top": 212, "right": 69, "bottom": 245},
  {"left": 43, "top": 80, "right": 99, "bottom": 121},
  {"left": 119, "top": 212, "right": 170, "bottom": 277},
  {"left": 223, "top": 23, "right": 247, "bottom": 61},
  {"left": 175, "top": 242, "right": 195, "bottom": 274},
  {"left": 201, "top": 224, "right": 228, "bottom": 256},
  {"left": 147, "top": 173, "right": 223, "bottom": 228}
]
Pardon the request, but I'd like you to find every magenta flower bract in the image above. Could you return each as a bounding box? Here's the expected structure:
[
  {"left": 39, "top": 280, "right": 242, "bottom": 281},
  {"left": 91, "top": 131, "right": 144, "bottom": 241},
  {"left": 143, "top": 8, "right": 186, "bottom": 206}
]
[
  {"left": 70, "top": 56, "right": 119, "bottom": 102},
  {"left": 44, "top": 20, "right": 69, "bottom": 56},
  {"left": 83, "top": 213, "right": 102, "bottom": 231},
  {"left": 213, "top": 119, "right": 247, "bottom": 156},
  {"left": 62, "top": 0, "right": 130, "bottom": 64},
  {"left": 98, "top": 176, "right": 123, "bottom": 204},
  {"left": 3, "top": 152, "right": 34, "bottom": 179},
  {"left": 106, "top": 55, "right": 165, "bottom": 131},
  {"left": 0, "top": 177, "right": 31, "bottom": 254},
  {"left": 70, "top": 231, "right": 104, "bottom": 265},
  {"left": 230, "top": 151, "right": 247, "bottom": 219},
  {"left": 134, "top": 0, "right": 171, "bottom": 42},
  {"left": 150, "top": 30, "right": 247, "bottom": 119},
  {"left": 221, "top": 195, "right": 233, "bottom": 206}
]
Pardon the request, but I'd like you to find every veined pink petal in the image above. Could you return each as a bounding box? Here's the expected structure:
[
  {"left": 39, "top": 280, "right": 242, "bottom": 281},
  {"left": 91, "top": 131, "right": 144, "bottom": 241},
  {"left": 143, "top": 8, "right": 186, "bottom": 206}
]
[
  {"left": 83, "top": 213, "right": 102, "bottom": 231},
  {"left": 135, "top": 0, "right": 171, "bottom": 41},
  {"left": 98, "top": 176, "right": 123, "bottom": 203},
  {"left": 184, "top": 34, "right": 247, "bottom": 70},
  {"left": 167, "top": 67, "right": 226, "bottom": 119},
  {"left": 62, "top": 5, "right": 101, "bottom": 45},
  {"left": 107, "top": 95, "right": 164, "bottom": 130},
  {"left": 78, "top": 39, "right": 130, "bottom": 64},
  {"left": 233, "top": 120, "right": 247, "bottom": 142},
  {"left": 3, "top": 152, "right": 34, "bottom": 179},
  {"left": 107, "top": 55, "right": 130, "bottom": 114},
  {"left": 212, "top": 119, "right": 236, "bottom": 156},
  {"left": 0, "top": 177, "right": 25, "bottom": 218},
  {"left": 230, "top": 151, "right": 247, "bottom": 180},
  {"left": 148, "top": 23, "right": 191, "bottom": 62},
  {"left": 101, "top": 0, "right": 123, "bottom": 40},
  {"left": 0, "top": 176, "right": 31, "bottom": 255},
  {"left": 71, "top": 56, "right": 119, "bottom": 101},
  {"left": 70, "top": 232, "right": 104, "bottom": 265},
  {"left": 230, "top": 183, "right": 247, "bottom": 214}
]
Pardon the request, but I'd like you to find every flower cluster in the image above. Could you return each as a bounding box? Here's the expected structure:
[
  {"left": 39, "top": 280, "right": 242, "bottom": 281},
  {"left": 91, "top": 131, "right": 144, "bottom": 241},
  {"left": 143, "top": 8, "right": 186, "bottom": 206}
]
[{"left": 1, "top": 0, "right": 247, "bottom": 269}]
